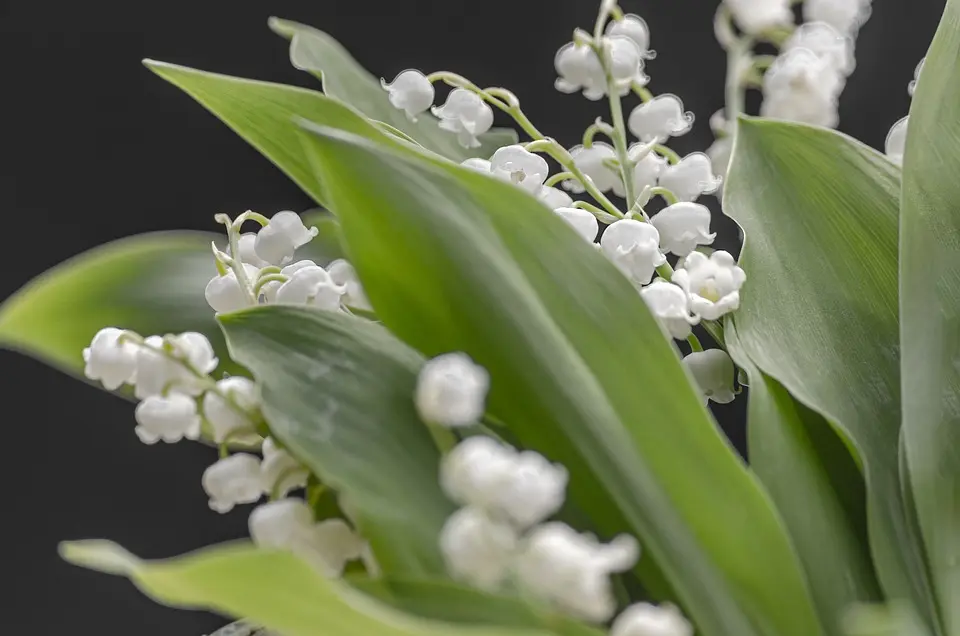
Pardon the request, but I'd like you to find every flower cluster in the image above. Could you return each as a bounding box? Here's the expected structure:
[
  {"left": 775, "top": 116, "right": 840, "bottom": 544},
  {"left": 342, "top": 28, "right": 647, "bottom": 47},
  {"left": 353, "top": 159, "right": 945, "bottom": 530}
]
[
  {"left": 416, "top": 352, "right": 690, "bottom": 632},
  {"left": 884, "top": 58, "right": 923, "bottom": 166},
  {"left": 204, "top": 210, "right": 371, "bottom": 316}
]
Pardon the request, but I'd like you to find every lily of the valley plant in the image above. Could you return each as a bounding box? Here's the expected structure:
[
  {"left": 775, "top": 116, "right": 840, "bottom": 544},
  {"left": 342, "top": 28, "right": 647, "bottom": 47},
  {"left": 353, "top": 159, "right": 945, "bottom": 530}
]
[{"left": 4, "top": 0, "right": 959, "bottom": 635}]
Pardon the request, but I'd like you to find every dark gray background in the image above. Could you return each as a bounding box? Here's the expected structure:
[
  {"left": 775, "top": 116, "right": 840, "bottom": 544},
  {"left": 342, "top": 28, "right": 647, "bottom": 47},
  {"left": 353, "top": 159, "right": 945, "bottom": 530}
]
[{"left": 0, "top": 0, "right": 942, "bottom": 633}]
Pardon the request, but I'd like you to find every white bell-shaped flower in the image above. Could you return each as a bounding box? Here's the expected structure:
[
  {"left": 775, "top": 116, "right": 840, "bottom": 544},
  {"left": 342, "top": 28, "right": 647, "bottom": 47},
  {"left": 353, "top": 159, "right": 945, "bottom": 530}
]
[
  {"left": 639, "top": 280, "right": 699, "bottom": 340},
  {"left": 623, "top": 145, "right": 666, "bottom": 196},
  {"left": 170, "top": 332, "right": 218, "bottom": 375},
  {"left": 909, "top": 58, "right": 924, "bottom": 96},
  {"left": 204, "top": 263, "right": 260, "bottom": 314},
  {"left": 604, "top": 36, "right": 646, "bottom": 91},
  {"left": 672, "top": 251, "right": 746, "bottom": 321},
  {"left": 600, "top": 219, "right": 666, "bottom": 286},
  {"left": 783, "top": 22, "right": 856, "bottom": 76},
  {"left": 490, "top": 145, "right": 550, "bottom": 194},
  {"left": 441, "top": 436, "right": 518, "bottom": 511},
  {"left": 606, "top": 14, "right": 651, "bottom": 58},
  {"left": 432, "top": 88, "right": 495, "bottom": 149},
  {"left": 498, "top": 450, "right": 569, "bottom": 528},
  {"left": 261, "top": 437, "right": 309, "bottom": 498},
  {"left": 260, "top": 260, "right": 317, "bottom": 302},
  {"left": 415, "top": 352, "right": 490, "bottom": 427},
  {"left": 203, "top": 376, "right": 261, "bottom": 443},
  {"left": 133, "top": 333, "right": 217, "bottom": 399},
  {"left": 885, "top": 116, "right": 908, "bottom": 166},
  {"left": 539, "top": 185, "right": 574, "bottom": 210},
  {"left": 803, "top": 0, "right": 870, "bottom": 34},
  {"left": 274, "top": 265, "right": 345, "bottom": 311},
  {"left": 234, "top": 233, "right": 271, "bottom": 268},
  {"left": 515, "top": 522, "right": 640, "bottom": 622},
  {"left": 134, "top": 393, "right": 201, "bottom": 444},
  {"left": 761, "top": 48, "right": 843, "bottom": 127},
  {"left": 83, "top": 327, "right": 139, "bottom": 390},
  {"left": 611, "top": 603, "right": 694, "bottom": 636},
  {"left": 254, "top": 211, "right": 319, "bottom": 266},
  {"left": 683, "top": 349, "right": 737, "bottom": 405},
  {"left": 555, "top": 207, "right": 600, "bottom": 243},
  {"left": 554, "top": 42, "right": 606, "bottom": 101},
  {"left": 381, "top": 69, "right": 435, "bottom": 121},
  {"left": 326, "top": 259, "right": 372, "bottom": 311},
  {"left": 658, "top": 153, "right": 721, "bottom": 202},
  {"left": 651, "top": 203, "right": 716, "bottom": 257},
  {"left": 725, "top": 0, "right": 793, "bottom": 35},
  {"left": 461, "top": 158, "right": 492, "bottom": 173},
  {"left": 564, "top": 143, "right": 621, "bottom": 194},
  {"left": 627, "top": 95, "right": 694, "bottom": 143},
  {"left": 202, "top": 453, "right": 263, "bottom": 513},
  {"left": 439, "top": 506, "right": 519, "bottom": 590},
  {"left": 310, "top": 518, "right": 366, "bottom": 576},
  {"left": 706, "top": 137, "right": 733, "bottom": 199}
]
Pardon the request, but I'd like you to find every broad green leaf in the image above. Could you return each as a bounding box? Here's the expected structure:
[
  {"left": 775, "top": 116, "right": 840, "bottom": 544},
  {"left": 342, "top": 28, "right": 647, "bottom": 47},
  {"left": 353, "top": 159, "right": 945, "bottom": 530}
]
[
  {"left": 350, "top": 577, "right": 602, "bottom": 636},
  {"left": 218, "top": 306, "right": 453, "bottom": 577},
  {"left": 60, "top": 540, "right": 550, "bottom": 636},
  {"left": 899, "top": 0, "right": 960, "bottom": 632},
  {"left": 725, "top": 117, "right": 938, "bottom": 629},
  {"left": 0, "top": 231, "right": 245, "bottom": 383},
  {"left": 297, "top": 123, "right": 824, "bottom": 636},
  {"left": 268, "top": 18, "right": 517, "bottom": 161},
  {"left": 726, "top": 320, "right": 881, "bottom": 634}
]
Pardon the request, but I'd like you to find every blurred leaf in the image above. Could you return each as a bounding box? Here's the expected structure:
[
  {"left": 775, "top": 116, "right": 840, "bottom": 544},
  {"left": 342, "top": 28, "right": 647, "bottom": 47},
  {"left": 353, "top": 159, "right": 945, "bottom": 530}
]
[
  {"left": 725, "top": 117, "right": 937, "bottom": 629},
  {"left": 297, "top": 123, "right": 824, "bottom": 636},
  {"left": 350, "top": 576, "right": 603, "bottom": 636},
  {"left": 268, "top": 18, "right": 517, "bottom": 161},
  {"left": 726, "top": 320, "right": 882, "bottom": 634},
  {"left": 219, "top": 306, "right": 453, "bottom": 578},
  {"left": 899, "top": 1, "right": 960, "bottom": 633},
  {"left": 60, "top": 540, "right": 551, "bottom": 636},
  {"left": 299, "top": 208, "right": 345, "bottom": 264},
  {"left": 0, "top": 231, "right": 244, "bottom": 385}
]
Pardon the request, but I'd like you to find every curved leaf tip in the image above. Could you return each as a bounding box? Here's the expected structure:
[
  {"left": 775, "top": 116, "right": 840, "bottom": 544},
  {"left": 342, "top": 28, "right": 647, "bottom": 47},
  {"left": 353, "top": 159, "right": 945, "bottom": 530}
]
[{"left": 59, "top": 540, "right": 140, "bottom": 576}]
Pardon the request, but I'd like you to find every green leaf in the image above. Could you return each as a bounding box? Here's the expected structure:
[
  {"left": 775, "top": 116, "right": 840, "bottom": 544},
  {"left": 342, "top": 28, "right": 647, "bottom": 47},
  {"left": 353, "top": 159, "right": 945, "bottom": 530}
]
[
  {"left": 726, "top": 320, "right": 882, "bottom": 634},
  {"left": 218, "top": 306, "right": 453, "bottom": 578},
  {"left": 268, "top": 18, "right": 517, "bottom": 161},
  {"left": 60, "top": 540, "right": 550, "bottom": 636},
  {"left": 725, "top": 117, "right": 938, "bottom": 629},
  {"left": 296, "top": 123, "right": 824, "bottom": 636},
  {"left": 299, "top": 208, "right": 346, "bottom": 264},
  {"left": 899, "top": 1, "right": 960, "bottom": 633},
  {"left": 0, "top": 231, "right": 245, "bottom": 384},
  {"left": 350, "top": 577, "right": 602, "bottom": 636}
]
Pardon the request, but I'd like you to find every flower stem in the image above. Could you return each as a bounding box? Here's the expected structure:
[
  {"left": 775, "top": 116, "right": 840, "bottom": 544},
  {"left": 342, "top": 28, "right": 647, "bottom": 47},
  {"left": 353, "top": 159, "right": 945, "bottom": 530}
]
[
  {"left": 649, "top": 186, "right": 679, "bottom": 205},
  {"left": 655, "top": 144, "right": 682, "bottom": 164},
  {"left": 214, "top": 213, "right": 257, "bottom": 305},
  {"left": 687, "top": 334, "right": 704, "bottom": 352},
  {"left": 544, "top": 171, "right": 576, "bottom": 187}
]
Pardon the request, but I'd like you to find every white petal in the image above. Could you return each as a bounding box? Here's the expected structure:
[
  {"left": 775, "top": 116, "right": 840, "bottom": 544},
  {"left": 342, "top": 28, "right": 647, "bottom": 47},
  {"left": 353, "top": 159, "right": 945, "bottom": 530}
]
[
  {"left": 611, "top": 602, "right": 694, "bottom": 636},
  {"left": 203, "top": 376, "right": 260, "bottom": 443},
  {"left": 555, "top": 207, "right": 600, "bottom": 242},
  {"left": 650, "top": 202, "right": 715, "bottom": 256},
  {"left": 440, "top": 507, "right": 518, "bottom": 590},
  {"left": 202, "top": 454, "right": 263, "bottom": 513},
  {"left": 600, "top": 219, "right": 666, "bottom": 286},
  {"left": 415, "top": 352, "right": 489, "bottom": 427},
  {"left": 627, "top": 95, "right": 693, "bottom": 143},
  {"left": 683, "top": 349, "right": 737, "bottom": 404}
]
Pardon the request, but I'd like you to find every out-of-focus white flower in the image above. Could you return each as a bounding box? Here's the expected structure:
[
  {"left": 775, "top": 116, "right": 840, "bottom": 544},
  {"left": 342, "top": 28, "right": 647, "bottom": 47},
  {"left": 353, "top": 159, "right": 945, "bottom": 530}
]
[
  {"left": 254, "top": 211, "right": 319, "bottom": 266},
  {"left": 600, "top": 219, "right": 666, "bottom": 286},
  {"left": 783, "top": 22, "right": 856, "bottom": 75},
  {"left": 249, "top": 499, "right": 365, "bottom": 577},
  {"left": 205, "top": 264, "right": 260, "bottom": 314},
  {"left": 415, "top": 352, "right": 490, "bottom": 427},
  {"left": 606, "top": 14, "right": 652, "bottom": 58},
  {"left": 515, "top": 522, "right": 640, "bottom": 622},
  {"left": 651, "top": 203, "right": 715, "bottom": 257},
  {"left": 202, "top": 453, "right": 263, "bottom": 513},
  {"left": 803, "top": 0, "right": 871, "bottom": 34},
  {"left": 203, "top": 376, "right": 261, "bottom": 443},
  {"left": 432, "top": 88, "right": 495, "bottom": 149},
  {"left": 441, "top": 436, "right": 517, "bottom": 510},
  {"left": 274, "top": 265, "right": 345, "bottom": 311},
  {"left": 761, "top": 48, "right": 843, "bottom": 128},
  {"left": 490, "top": 145, "right": 550, "bottom": 194},
  {"left": 909, "top": 58, "right": 925, "bottom": 96},
  {"left": 611, "top": 603, "right": 694, "bottom": 636},
  {"left": 381, "top": 69, "right": 436, "bottom": 120},
  {"left": 885, "top": 116, "right": 908, "bottom": 165},
  {"left": 234, "top": 233, "right": 271, "bottom": 268},
  {"left": 261, "top": 437, "right": 309, "bottom": 498},
  {"left": 439, "top": 506, "right": 519, "bottom": 590},
  {"left": 658, "top": 153, "right": 722, "bottom": 202},
  {"left": 134, "top": 393, "right": 201, "bottom": 444},
  {"left": 326, "top": 259, "right": 372, "bottom": 311},
  {"left": 564, "top": 143, "right": 621, "bottom": 194},
  {"left": 83, "top": 327, "right": 139, "bottom": 390},
  {"left": 627, "top": 95, "right": 694, "bottom": 143},
  {"left": 706, "top": 138, "right": 733, "bottom": 200},
  {"left": 672, "top": 251, "right": 746, "bottom": 321},
  {"left": 555, "top": 42, "right": 606, "bottom": 100},
  {"left": 640, "top": 280, "right": 699, "bottom": 340},
  {"left": 498, "top": 450, "right": 569, "bottom": 528},
  {"left": 555, "top": 207, "right": 600, "bottom": 243},
  {"left": 539, "top": 185, "right": 574, "bottom": 210},
  {"left": 709, "top": 109, "right": 728, "bottom": 136},
  {"left": 725, "top": 0, "right": 793, "bottom": 35},
  {"left": 683, "top": 349, "right": 737, "bottom": 405},
  {"left": 133, "top": 333, "right": 218, "bottom": 399}
]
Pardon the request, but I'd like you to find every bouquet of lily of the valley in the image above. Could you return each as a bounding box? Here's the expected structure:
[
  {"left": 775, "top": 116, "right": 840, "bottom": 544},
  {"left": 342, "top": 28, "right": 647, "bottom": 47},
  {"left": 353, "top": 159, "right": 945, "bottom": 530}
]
[{"left": 3, "top": 0, "right": 958, "bottom": 635}]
